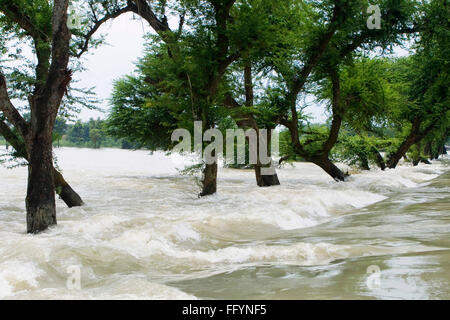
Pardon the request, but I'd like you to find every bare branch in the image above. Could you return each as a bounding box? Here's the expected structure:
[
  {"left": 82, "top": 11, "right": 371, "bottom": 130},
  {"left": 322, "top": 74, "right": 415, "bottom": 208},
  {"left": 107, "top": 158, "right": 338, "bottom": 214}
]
[{"left": 75, "top": 4, "right": 135, "bottom": 58}]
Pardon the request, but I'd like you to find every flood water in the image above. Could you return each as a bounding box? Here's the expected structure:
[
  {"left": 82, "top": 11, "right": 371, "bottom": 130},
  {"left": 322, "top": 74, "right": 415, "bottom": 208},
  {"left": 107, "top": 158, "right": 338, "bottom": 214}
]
[{"left": 0, "top": 146, "right": 449, "bottom": 300}]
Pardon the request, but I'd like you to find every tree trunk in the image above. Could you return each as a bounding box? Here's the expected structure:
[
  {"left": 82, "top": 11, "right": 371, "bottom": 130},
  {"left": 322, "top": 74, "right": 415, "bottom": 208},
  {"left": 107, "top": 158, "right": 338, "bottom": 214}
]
[
  {"left": 412, "top": 143, "right": 421, "bottom": 166},
  {"left": 53, "top": 169, "right": 84, "bottom": 207},
  {"left": 26, "top": 127, "right": 57, "bottom": 233},
  {"left": 436, "top": 144, "right": 445, "bottom": 158},
  {"left": 424, "top": 142, "right": 432, "bottom": 159},
  {"left": 0, "top": 120, "right": 84, "bottom": 208},
  {"left": 359, "top": 156, "right": 370, "bottom": 171},
  {"left": 371, "top": 146, "right": 386, "bottom": 170},
  {"left": 387, "top": 134, "right": 417, "bottom": 169},
  {"left": 311, "top": 156, "right": 346, "bottom": 182},
  {"left": 254, "top": 162, "right": 280, "bottom": 187},
  {"left": 200, "top": 162, "right": 217, "bottom": 197},
  {"left": 387, "top": 119, "right": 437, "bottom": 169},
  {"left": 307, "top": 70, "right": 346, "bottom": 182},
  {"left": 243, "top": 62, "right": 280, "bottom": 188}
]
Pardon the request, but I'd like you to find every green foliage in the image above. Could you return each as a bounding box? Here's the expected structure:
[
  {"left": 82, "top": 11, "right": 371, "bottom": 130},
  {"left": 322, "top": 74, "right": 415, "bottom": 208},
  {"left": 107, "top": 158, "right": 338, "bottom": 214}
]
[
  {"left": 331, "top": 131, "right": 389, "bottom": 169},
  {"left": 105, "top": 73, "right": 177, "bottom": 150},
  {"left": 0, "top": 0, "right": 100, "bottom": 121},
  {"left": 55, "top": 118, "right": 129, "bottom": 149}
]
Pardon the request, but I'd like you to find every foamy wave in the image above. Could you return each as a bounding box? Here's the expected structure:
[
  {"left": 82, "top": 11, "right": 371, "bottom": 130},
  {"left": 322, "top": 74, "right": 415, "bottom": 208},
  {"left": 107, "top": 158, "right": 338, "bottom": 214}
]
[
  {"left": 0, "top": 261, "right": 43, "bottom": 299},
  {"left": 5, "top": 278, "right": 196, "bottom": 300}
]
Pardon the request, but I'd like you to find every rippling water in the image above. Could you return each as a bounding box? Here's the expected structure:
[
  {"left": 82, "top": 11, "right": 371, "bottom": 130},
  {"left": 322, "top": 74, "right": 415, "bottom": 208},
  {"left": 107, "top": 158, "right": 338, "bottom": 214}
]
[{"left": 0, "top": 146, "right": 449, "bottom": 299}]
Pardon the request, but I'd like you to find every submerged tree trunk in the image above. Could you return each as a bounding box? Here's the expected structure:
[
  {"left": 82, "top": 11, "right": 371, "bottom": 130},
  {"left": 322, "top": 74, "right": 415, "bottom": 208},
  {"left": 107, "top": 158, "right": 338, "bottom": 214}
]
[
  {"left": 254, "top": 127, "right": 280, "bottom": 187},
  {"left": 311, "top": 156, "right": 346, "bottom": 182},
  {"left": 200, "top": 162, "right": 217, "bottom": 197},
  {"left": 26, "top": 0, "right": 72, "bottom": 233},
  {"left": 424, "top": 142, "right": 432, "bottom": 159},
  {"left": 387, "top": 119, "right": 436, "bottom": 169},
  {"left": 53, "top": 169, "right": 84, "bottom": 207},
  {"left": 308, "top": 70, "right": 346, "bottom": 182},
  {"left": 244, "top": 63, "right": 281, "bottom": 188},
  {"left": 371, "top": 146, "right": 386, "bottom": 170},
  {"left": 388, "top": 139, "right": 415, "bottom": 169},
  {"left": 0, "top": 120, "right": 84, "bottom": 208},
  {"left": 359, "top": 156, "right": 370, "bottom": 171},
  {"left": 26, "top": 123, "right": 57, "bottom": 233},
  {"left": 254, "top": 162, "right": 280, "bottom": 187}
]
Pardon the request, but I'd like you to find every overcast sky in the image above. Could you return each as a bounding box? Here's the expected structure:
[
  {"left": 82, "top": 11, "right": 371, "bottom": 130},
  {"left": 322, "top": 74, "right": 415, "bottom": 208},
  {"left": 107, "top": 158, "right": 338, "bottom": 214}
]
[
  {"left": 74, "top": 13, "right": 410, "bottom": 124},
  {"left": 74, "top": 13, "right": 151, "bottom": 121}
]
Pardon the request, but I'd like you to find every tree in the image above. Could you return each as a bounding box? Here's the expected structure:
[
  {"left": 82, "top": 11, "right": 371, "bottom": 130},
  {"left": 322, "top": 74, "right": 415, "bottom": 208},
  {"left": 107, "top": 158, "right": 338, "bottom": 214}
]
[
  {"left": 0, "top": 0, "right": 135, "bottom": 232},
  {"left": 385, "top": 0, "right": 450, "bottom": 168},
  {"left": 0, "top": 0, "right": 74, "bottom": 233},
  {"left": 107, "top": 0, "right": 281, "bottom": 196},
  {"left": 264, "top": 0, "right": 420, "bottom": 180}
]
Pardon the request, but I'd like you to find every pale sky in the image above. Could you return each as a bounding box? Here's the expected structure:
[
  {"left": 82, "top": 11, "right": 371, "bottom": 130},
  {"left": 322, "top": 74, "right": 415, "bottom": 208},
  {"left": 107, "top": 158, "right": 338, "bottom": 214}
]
[
  {"left": 74, "top": 14, "right": 411, "bottom": 124},
  {"left": 75, "top": 13, "right": 151, "bottom": 121}
]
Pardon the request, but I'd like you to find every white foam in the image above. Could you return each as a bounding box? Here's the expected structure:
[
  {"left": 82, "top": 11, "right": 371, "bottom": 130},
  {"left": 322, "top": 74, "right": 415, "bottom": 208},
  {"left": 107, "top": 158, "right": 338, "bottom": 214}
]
[{"left": 0, "top": 147, "right": 448, "bottom": 299}]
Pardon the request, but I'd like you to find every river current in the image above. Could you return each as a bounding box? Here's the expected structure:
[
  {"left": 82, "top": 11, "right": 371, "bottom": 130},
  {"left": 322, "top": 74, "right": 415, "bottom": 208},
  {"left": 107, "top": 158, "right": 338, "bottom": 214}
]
[{"left": 0, "top": 146, "right": 449, "bottom": 299}]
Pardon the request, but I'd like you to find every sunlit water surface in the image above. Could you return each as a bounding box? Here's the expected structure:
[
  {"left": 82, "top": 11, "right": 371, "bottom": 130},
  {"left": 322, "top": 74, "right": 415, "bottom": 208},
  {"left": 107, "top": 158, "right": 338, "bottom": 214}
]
[{"left": 0, "top": 146, "right": 449, "bottom": 300}]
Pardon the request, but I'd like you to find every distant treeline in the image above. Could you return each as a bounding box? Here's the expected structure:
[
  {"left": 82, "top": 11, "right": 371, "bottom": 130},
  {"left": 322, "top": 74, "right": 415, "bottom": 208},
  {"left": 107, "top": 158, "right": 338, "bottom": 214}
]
[{"left": 52, "top": 118, "right": 135, "bottom": 150}]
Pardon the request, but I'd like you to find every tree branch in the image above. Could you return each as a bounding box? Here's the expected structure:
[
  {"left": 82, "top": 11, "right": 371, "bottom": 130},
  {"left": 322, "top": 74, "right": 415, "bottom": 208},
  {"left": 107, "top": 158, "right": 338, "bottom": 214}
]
[
  {"left": 75, "top": 4, "right": 135, "bottom": 58},
  {"left": 131, "top": 0, "right": 172, "bottom": 35},
  {"left": 0, "top": 74, "right": 30, "bottom": 139},
  {"left": 322, "top": 69, "right": 343, "bottom": 153},
  {"left": 0, "top": 119, "right": 28, "bottom": 158},
  {"left": 35, "top": 0, "right": 72, "bottom": 116},
  {"left": 0, "top": 3, "right": 50, "bottom": 40}
]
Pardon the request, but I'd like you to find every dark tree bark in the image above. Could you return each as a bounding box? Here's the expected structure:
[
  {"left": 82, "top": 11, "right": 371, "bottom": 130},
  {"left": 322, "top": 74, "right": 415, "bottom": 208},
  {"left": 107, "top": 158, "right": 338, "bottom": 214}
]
[
  {"left": 200, "top": 162, "right": 217, "bottom": 197},
  {"left": 388, "top": 137, "right": 416, "bottom": 168},
  {"left": 280, "top": 2, "right": 345, "bottom": 161},
  {"left": 371, "top": 146, "right": 386, "bottom": 170},
  {"left": 224, "top": 64, "right": 281, "bottom": 188},
  {"left": 360, "top": 156, "right": 370, "bottom": 171},
  {"left": 53, "top": 169, "right": 84, "bottom": 207},
  {"left": 254, "top": 130, "right": 280, "bottom": 187},
  {"left": 310, "top": 156, "right": 346, "bottom": 182},
  {"left": 26, "top": 121, "right": 57, "bottom": 233},
  {"left": 309, "top": 69, "right": 347, "bottom": 182},
  {"left": 23, "top": 0, "right": 72, "bottom": 233},
  {"left": 0, "top": 0, "right": 138, "bottom": 231},
  {"left": 0, "top": 120, "right": 83, "bottom": 207},
  {"left": 433, "top": 150, "right": 440, "bottom": 160},
  {"left": 243, "top": 63, "right": 280, "bottom": 187},
  {"left": 281, "top": 68, "right": 347, "bottom": 182},
  {"left": 387, "top": 119, "right": 436, "bottom": 169},
  {"left": 424, "top": 142, "right": 432, "bottom": 159},
  {"left": 412, "top": 142, "right": 422, "bottom": 166},
  {"left": 255, "top": 163, "right": 280, "bottom": 187}
]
